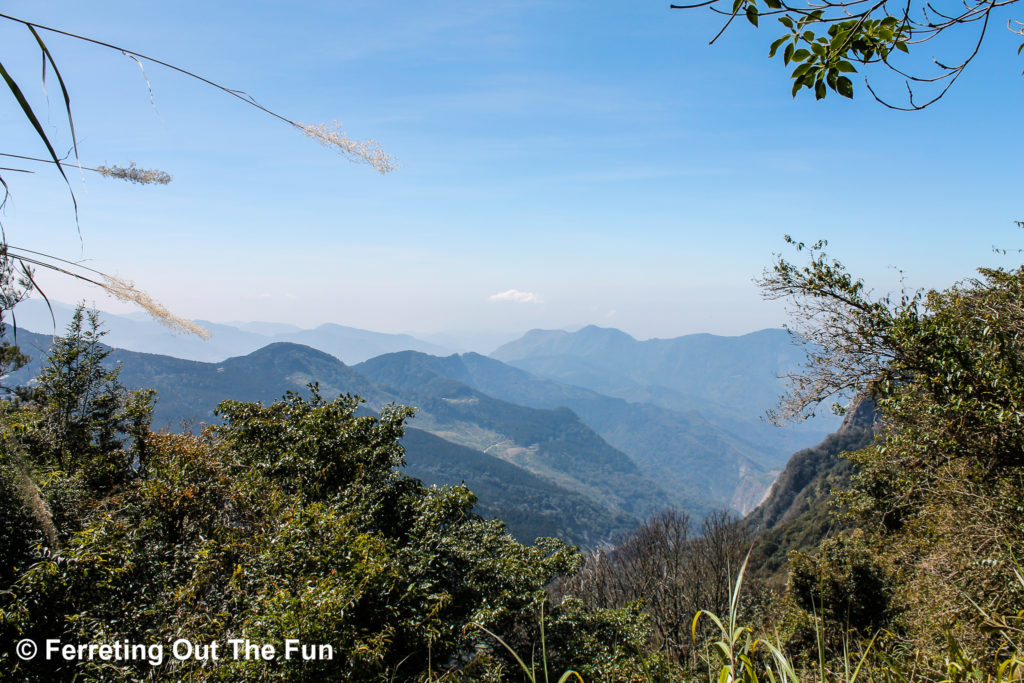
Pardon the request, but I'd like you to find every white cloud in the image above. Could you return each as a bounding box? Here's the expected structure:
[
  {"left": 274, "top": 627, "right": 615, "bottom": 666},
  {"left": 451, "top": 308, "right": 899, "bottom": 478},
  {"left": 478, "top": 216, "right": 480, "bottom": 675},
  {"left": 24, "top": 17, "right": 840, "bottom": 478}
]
[{"left": 488, "top": 289, "right": 542, "bottom": 304}]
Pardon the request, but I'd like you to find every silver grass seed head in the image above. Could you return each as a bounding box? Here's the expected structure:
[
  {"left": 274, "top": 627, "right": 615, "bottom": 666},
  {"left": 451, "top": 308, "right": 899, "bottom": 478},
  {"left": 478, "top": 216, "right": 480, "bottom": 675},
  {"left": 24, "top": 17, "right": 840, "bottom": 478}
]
[
  {"left": 296, "top": 121, "right": 396, "bottom": 174},
  {"left": 100, "top": 274, "right": 211, "bottom": 339}
]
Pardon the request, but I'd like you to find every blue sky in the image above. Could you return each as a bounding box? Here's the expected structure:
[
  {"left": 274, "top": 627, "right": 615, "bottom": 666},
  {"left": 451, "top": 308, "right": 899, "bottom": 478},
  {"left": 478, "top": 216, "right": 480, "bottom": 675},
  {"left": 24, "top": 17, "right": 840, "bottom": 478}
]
[{"left": 0, "top": 1, "right": 1021, "bottom": 343}]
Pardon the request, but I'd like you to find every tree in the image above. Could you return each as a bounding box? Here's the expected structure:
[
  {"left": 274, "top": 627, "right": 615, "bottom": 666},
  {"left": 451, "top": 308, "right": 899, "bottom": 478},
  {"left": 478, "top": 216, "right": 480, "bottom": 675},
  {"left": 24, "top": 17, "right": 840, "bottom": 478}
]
[
  {"left": 0, "top": 245, "right": 32, "bottom": 381},
  {"left": 671, "top": 0, "right": 1023, "bottom": 107},
  {"left": 19, "top": 306, "right": 153, "bottom": 482},
  {"left": 554, "top": 508, "right": 753, "bottom": 668},
  {"left": 759, "top": 238, "right": 1024, "bottom": 673}
]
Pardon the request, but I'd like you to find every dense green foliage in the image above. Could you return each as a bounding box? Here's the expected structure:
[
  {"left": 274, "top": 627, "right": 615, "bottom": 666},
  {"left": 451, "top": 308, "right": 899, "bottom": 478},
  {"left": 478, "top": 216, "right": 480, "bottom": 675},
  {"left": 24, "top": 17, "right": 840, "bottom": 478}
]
[
  {"left": 547, "top": 247, "right": 1024, "bottom": 680},
  {"left": 727, "top": 245, "right": 1024, "bottom": 679}
]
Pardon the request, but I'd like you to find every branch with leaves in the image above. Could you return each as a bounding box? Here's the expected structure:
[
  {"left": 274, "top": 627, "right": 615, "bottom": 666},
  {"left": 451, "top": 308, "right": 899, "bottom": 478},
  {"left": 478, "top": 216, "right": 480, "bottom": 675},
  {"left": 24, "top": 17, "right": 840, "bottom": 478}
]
[
  {"left": 671, "top": 0, "right": 1021, "bottom": 108},
  {"left": 757, "top": 236, "right": 922, "bottom": 422}
]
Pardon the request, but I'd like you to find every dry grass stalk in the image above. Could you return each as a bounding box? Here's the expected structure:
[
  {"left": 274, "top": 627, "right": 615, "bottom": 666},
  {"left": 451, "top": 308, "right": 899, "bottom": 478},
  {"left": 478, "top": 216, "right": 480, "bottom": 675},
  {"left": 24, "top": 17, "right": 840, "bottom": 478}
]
[
  {"left": 93, "top": 162, "right": 171, "bottom": 185},
  {"left": 100, "top": 274, "right": 210, "bottom": 338},
  {"left": 16, "top": 471, "right": 57, "bottom": 547},
  {"left": 296, "top": 121, "right": 396, "bottom": 174}
]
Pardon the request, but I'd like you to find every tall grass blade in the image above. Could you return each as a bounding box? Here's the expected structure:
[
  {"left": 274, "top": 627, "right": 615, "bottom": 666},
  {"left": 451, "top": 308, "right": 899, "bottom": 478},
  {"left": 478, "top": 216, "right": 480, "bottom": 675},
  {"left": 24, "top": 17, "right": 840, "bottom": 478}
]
[
  {"left": 0, "top": 58, "right": 79, "bottom": 227},
  {"left": 848, "top": 631, "right": 878, "bottom": 683},
  {"left": 27, "top": 25, "right": 78, "bottom": 160},
  {"left": 473, "top": 621, "right": 537, "bottom": 683},
  {"left": 541, "top": 601, "right": 549, "bottom": 683}
]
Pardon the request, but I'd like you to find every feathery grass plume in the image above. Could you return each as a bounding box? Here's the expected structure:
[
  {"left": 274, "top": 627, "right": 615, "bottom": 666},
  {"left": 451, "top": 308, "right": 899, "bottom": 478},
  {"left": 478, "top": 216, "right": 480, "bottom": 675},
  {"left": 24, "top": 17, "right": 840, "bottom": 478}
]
[
  {"left": 296, "top": 121, "right": 396, "bottom": 174},
  {"left": 93, "top": 162, "right": 171, "bottom": 185},
  {"left": 100, "top": 274, "right": 210, "bottom": 338},
  {"left": 3, "top": 246, "right": 210, "bottom": 338},
  {"left": 0, "top": 154, "right": 172, "bottom": 185},
  {"left": 16, "top": 471, "right": 57, "bottom": 547}
]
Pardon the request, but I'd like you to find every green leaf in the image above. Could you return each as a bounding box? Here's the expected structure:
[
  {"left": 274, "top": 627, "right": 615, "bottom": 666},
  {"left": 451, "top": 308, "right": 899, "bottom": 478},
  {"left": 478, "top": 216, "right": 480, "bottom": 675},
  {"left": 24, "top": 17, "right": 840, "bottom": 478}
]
[
  {"left": 896, "top": 41, "right": 909, "bottom": 53},
  {"left": 784, "top": 43, "right": 795, "bottom": 65},
  {"left": 814, "top": 79, "right": 826, "bottom": 99},
  {"left": 791, "top": 62, "right": 813, "bottom": 78},
  {"left": 712, "top": 641, "right": 732, "bottom": 661},
  {"left": 837, "top": 60, "right": 857, "bottom": 73},
  {"left": 792, "top": 48, "right": 810, "bottom": 62},
  {"left": 836, "top": 75, "right": 853, "bottom": 98},
  {"left": 745, "top": 5, "right": 759, "bottom": 27},
  {"left": 764, "top": 0, "right": 781, "bottom": 8},
  {"left": 779, "top": 15, "right": 794, "bottom": 29},
  {"left": 769, "top": 36, "right": 788, "bottom": 57}
]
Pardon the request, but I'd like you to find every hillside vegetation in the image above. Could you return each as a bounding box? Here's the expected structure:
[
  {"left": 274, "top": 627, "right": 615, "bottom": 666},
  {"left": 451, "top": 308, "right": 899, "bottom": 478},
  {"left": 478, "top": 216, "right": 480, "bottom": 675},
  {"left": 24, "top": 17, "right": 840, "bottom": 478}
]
[{"left": 4, "top": 249, "right": 1024, "bottom": 680}]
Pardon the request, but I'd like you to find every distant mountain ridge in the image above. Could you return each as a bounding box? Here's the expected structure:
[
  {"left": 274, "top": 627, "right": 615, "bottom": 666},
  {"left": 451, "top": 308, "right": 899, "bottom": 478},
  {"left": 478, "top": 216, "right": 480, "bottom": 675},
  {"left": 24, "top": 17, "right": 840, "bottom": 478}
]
[
  {"left": 7, "top": 311, "right": 841, "bottom": 544},
  {"left": 12, "top": 299, "right": 453, "bottom": 364},
  {"left": 492, "top": 325, "right": 820, "bottom": 422}
]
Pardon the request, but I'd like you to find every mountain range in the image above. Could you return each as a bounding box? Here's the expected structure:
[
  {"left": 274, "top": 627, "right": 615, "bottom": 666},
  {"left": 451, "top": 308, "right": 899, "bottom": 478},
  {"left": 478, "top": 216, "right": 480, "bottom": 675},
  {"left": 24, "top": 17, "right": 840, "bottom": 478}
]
[
  {"left": 7, "top": 306, "right": 840, "bottom": 546},
  {"left": 6, "top": 329, "right": 649, "bottom": 544}
]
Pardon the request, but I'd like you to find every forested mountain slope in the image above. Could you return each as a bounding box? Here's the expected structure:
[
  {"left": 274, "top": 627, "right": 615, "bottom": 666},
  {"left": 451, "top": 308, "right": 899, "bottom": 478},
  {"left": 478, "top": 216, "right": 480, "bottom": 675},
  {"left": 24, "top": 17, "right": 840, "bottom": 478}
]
[
  {"left": 357, "top": 350, "right": 778, "bottom": 515},
  {"left": 745, "top": 397, "right": 878, "bottom": 581}
]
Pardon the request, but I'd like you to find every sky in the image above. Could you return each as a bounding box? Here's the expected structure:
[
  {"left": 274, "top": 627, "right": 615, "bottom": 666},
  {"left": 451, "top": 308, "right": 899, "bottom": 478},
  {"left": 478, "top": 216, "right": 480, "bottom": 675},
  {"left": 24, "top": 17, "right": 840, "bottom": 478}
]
[{"left": 0, "top": 1, "right": 1021, "bottom": 344}]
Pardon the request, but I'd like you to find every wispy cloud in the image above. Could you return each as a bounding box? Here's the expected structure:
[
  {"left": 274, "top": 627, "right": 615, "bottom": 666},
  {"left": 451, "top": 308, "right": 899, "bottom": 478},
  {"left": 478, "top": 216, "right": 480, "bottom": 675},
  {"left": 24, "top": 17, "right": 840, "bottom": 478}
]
[{"left": 488, "top": 289, "right": 542, "bottom": 304}]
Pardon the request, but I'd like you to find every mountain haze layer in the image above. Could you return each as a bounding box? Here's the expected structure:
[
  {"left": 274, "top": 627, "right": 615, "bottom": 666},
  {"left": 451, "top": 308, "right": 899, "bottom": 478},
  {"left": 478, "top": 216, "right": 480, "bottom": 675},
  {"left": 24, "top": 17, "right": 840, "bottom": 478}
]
[
  {"left": 13, "top": 299, "right": 453, "bottom": 364},
  {"left": 493, "top": 325, "right": 837, "bottom": 455}
]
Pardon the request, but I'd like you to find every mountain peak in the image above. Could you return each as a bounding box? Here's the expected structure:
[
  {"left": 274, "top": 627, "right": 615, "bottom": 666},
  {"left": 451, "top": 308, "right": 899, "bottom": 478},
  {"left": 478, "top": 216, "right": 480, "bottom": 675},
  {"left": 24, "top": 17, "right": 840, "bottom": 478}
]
[
  {"left": 241, "top": 341, "right": 341, "bottom": 362},
  {"left": 574, "top": 325, "right": 636, "bottom": 342}
]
